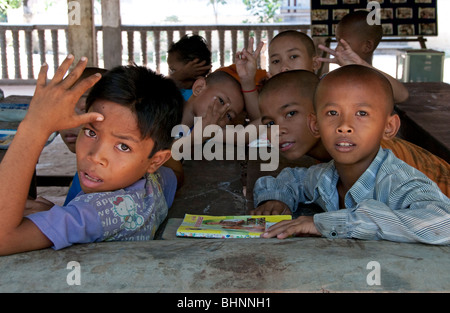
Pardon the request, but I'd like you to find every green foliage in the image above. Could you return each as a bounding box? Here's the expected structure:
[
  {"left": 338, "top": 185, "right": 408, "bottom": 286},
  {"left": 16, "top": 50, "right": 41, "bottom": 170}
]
[
  {"left": 0, "top": 0, "right": 21, "bottom": 14},
  {"left": 165, "top": 15, "right": 181, "bottom": 23},
  {"left": 242, "top": 0, "right": 282, "bottom": 23}
]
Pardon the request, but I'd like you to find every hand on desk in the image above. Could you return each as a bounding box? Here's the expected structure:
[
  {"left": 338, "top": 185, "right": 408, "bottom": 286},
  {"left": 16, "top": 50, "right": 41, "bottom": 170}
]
[
  {"left": 261, "top": 216, "right": 322, "bottom": 239},
  {"left": 24, "top": 197, "right": 54, "bottom": 216},
  {"left": 250, "top": 200, "right": 292, "bottom": 216}
]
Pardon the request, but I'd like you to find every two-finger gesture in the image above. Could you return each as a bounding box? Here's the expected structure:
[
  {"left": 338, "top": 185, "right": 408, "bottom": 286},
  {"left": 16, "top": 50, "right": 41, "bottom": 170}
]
[
  {"left": 317, "top": 39, "right": 367, "bottom": 67},
  {"left": 236, "top": 37, "right": 265, "bottom": 86},
  {"left": 202, "top": 96, "right": 231, "bottom": 129}
]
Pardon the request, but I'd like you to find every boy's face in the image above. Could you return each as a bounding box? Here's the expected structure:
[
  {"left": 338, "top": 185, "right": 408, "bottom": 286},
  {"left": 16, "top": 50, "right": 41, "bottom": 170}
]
[
  {"left": 59, "top": 95, "right": 87, "bottom": 153},
  {"left": 167, "top": 52, "right": 185, "bottom": 77},
  {"left": 193, "top": 79, "right": 244, "bottom": 127},
  {"left": 268, "top": 36, "right": 317, "bottom": 76},
  {"left": 76, "top": 100, "right": 156, "bottom": 194},
  {"left": 313, "top": 79, "right": 392, "bottom": 169},
  {"left": 260, "top": 84, "right": 319, "bottom": 160}
]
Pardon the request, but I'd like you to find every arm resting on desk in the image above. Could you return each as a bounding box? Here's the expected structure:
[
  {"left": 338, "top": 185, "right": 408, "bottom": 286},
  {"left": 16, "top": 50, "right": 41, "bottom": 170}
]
[{"left": 0, "top": 56, "right": 102, "bottom": 255}]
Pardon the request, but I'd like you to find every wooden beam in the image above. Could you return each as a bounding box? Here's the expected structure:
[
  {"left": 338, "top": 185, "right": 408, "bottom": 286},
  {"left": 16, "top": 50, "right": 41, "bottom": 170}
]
[
  {"left": 101, "top": 0, "right": 122, "bottom": 69},
  {"left": 66, "top": 0, "right": 97, "bottom": 66}
]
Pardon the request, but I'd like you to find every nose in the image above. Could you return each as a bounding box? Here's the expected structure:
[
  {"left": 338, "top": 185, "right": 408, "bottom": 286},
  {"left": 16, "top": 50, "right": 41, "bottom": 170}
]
[
  {"left": 278, "top": 123, "right": 288, "bottom": 135},
  {"left": 337, "top": 124, "right": 353, "bottom": 134},
  {"left": 281, "top": 64, "right": 290, "bottom": 72},
  {"left": 337, "top": 116, "right": 353, "bottom": 134},
  {"left": 87, "top": 142, "right": 108, "bottom": 167}
]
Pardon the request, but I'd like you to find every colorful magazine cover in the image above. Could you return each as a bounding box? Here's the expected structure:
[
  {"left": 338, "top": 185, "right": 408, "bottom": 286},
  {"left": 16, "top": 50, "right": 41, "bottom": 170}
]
[{"left": 176, "top": 214, "right": 292, "bottom": 239}]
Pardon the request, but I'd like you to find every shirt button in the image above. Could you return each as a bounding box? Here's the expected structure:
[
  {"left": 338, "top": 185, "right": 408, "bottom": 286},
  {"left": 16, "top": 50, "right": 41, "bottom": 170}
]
[{"left": 330, "top": 230, "right": 338, "bottom": 237}]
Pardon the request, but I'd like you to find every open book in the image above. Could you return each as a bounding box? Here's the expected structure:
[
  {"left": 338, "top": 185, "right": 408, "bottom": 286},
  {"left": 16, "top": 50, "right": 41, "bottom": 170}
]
[{"left": 176, "top": 214, "right": 292, "bottom": 238}]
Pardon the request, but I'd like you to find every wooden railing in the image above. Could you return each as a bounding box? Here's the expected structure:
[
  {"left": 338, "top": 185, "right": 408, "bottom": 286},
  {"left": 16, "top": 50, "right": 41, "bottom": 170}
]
[{"left": 0, "top": 23, "right": 310, "bottom": 83}]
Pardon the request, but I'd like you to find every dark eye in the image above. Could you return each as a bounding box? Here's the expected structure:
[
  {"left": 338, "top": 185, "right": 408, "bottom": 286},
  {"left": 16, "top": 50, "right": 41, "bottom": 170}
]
[
  {"left": 83, "top": 128, "right": 96, "bottom": 138},
  {"left": 356, "top": 111, "right": 368, "bottom": 116},
  {"left": 218, "top": 97, "right": 225, "bottom": 105},
  {"left": 265, "top": 121, "right": 275, "bottom": 128},
  {"left": 286, "top": 111, "right": 296, "bottom": 118},
  {"left": 327, "top": 110, "right": 338, "bottom": 116},
  {"left": 271, "top": 59, "right": 280, "bottom": 65},
  {"left": 290, "top": 55, "right": 299, "bottom": 60},
  {"left": 116, "top": 143, "right": 131, "bottom": 152}
]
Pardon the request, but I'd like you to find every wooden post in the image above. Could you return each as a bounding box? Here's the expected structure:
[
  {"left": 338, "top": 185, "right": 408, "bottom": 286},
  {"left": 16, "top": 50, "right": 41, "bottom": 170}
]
[
  {"left": 66, "top": 0, "right": 97, "bottom": 67},
  {"left": 101, "top": 0, "right": 122, "bottom": 69}
]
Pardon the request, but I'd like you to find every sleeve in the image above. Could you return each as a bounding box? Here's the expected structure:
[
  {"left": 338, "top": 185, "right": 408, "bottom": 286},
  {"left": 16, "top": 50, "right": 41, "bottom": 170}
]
[
  {"left": 157, "top": 166, "right": 178, "bottom": 208},
  {"left": 253, "top": 165, "right": 322, "bottom": 212},
  {"left": 314, "top": 176, "right": 450, "bottom": 245},
  {"left": 25, "top": 202, "right": 103, "bottom": 250}
]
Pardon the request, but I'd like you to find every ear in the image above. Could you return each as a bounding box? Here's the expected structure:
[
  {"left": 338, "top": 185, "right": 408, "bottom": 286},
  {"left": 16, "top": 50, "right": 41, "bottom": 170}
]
[
  {"left": 307, "top": 113, "right": 321, "bottom": 138},
  {"left": 363, "top": 40, "right": 375, "bottom": 54},
  {"left": 146, "top": 149, "right": 172, "bottom": 174},
  {"left": 192, "top": 77, "right": 207, "bottom": 96},
  {"left": 312, "top": 56, "right": 322, "bottom": 72},
  {"left": 383, "top": 114, "right": 401, "bottom": 140}
]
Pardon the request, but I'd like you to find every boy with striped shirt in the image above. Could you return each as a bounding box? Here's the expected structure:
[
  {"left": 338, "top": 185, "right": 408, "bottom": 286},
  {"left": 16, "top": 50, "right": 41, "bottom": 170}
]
[{"left": 254, "top": 65, "right": 450, "bottom": 244}]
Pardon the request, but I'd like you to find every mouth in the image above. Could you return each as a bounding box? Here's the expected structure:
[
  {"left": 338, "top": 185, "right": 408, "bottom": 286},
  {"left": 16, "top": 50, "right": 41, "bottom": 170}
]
[
  {"left": 63, "top": 133, "right": 78, "bottom": 143},
  {"left": 279, "top": 141, "right": 294, "bottom": 152},
  {"left": 79, "top": 171, "right": 104, "bottom": 189},
  {"left": 335, "top": 139, "right": 356, "bottom": 152}
]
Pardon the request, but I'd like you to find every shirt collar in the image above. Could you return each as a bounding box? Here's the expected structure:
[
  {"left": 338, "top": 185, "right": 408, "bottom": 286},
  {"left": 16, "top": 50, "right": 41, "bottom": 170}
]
[{"left": 317, "top": 147, "right": 387, "bottom": 210}]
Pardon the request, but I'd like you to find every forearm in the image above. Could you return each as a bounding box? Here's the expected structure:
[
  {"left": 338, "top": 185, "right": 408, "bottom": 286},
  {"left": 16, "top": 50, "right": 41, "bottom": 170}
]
[
  {"left": 360, "top": 61, "right": 409, "bottom": 103},
  {"left": 0, "top": 120, "right": 50, "bottom": 231},
  {"left": 315, "top": 199, "right": 450, "bottom": 244},
  {"left": 253, "top": 167, "right": 312, "bottom": 211}
]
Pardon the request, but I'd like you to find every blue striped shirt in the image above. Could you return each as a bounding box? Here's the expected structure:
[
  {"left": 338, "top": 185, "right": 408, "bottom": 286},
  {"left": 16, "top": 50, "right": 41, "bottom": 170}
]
[{"left": 253, "top": 148, "right": 450, "bottom": 245}]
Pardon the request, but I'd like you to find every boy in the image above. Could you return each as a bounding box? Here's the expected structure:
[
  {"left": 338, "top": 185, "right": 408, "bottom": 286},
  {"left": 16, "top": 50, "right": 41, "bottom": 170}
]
[
  {"left": 0, "top": 56, "right": 183, "bottom": 255},
  {"left": 168, "top": 34, "right": 212, "bottom": 101},
  {"left": 220, "top": 30, "right": 320, "bottom": 121},
  {"left": 252, "top": 70, "right": 450, "bottom": 209},
  {"left": 317, "top": 10, "right": 409, "bottom": 103},
  {"left": 59, "top": 67, "right": 108, "bottom": 205},
  {"left": 254, "top": 65, "right": 450, "bottom": 244},
  {"left": 57, "top": 67, "right": 184, "bottom": 205},
  {"left": 179, "top": 70, "right": 245, "bottom": 140}
]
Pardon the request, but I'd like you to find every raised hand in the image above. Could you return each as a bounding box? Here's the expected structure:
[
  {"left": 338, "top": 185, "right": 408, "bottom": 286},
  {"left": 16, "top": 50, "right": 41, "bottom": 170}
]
[
  {"left": 317, "top": 39, "right": 368, "bottom": 67},
  {"left": 24, "top": 55, "right": 104, "bottom": 136},
  {"left": 235, "top": 37, "right": 265, "bottom": 89},
  {"left": 170, "top": 58, "right": 212, "bottom": 89}
]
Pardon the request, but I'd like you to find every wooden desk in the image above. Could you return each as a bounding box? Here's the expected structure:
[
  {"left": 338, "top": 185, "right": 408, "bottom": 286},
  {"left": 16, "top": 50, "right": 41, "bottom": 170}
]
[{"left": 396, "top": 83, "right": 450, "bottom": 163}]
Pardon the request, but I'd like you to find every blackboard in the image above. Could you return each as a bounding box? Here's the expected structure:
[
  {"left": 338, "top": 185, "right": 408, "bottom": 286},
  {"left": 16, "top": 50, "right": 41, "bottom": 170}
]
[{"left": 311, "top": 0, "right": 438, "bottom": 37}]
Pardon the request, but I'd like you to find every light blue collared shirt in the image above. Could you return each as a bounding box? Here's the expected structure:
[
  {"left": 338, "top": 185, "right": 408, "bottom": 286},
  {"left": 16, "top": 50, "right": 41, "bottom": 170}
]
[{"left": 254, "top": 148, "right": 450, "bottom": 244}]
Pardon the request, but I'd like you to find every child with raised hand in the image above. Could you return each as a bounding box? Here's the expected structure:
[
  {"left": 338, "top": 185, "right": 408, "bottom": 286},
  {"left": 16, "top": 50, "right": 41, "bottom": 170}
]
[
  {"left": 168, "top": 34, "right": 212, "bottom": 101},
  {"left": 317, "top": 10, "right": 409, "bottom": 103},
  {"left": 58, "top": 67, "right": 108, "bottom": 205},
  {"left": 223, "top": 30, "right": 320, "bottom": 121},
  {"left": 254, "top": 65, "right": 450, "bottom": 245},
  {"left": 0, "top": 55, "right": 183, "bottom": 255}
]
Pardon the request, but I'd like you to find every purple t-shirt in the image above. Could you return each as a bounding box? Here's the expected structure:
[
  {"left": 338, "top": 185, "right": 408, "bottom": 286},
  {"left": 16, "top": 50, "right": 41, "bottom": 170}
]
[{"left": 27, "top": 167, "right": 177, "bottom": 250}]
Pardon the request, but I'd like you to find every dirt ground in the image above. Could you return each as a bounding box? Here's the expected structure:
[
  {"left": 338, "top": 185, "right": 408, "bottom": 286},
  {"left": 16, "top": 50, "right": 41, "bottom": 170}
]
[{"left": 36, "top": 134, "right": 77, "bottom": 206}]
